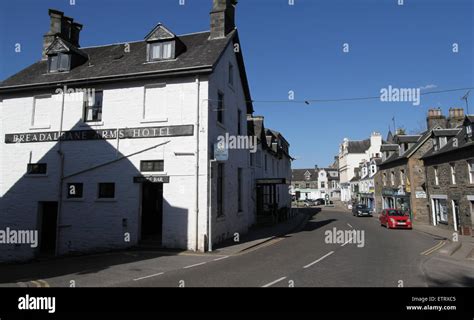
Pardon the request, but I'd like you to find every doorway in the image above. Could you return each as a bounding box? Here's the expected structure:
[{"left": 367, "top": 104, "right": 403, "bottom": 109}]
[
  {"left": 39, "top": 201, "right": 58, "bottom": 255},
  {"left": 141, "top": 182, "right": 163, "bottom": 241}
]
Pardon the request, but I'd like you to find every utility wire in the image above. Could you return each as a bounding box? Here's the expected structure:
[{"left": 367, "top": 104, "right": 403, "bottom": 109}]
[{"left": 206, "top": 86, "right": 474, "bottom": 105}]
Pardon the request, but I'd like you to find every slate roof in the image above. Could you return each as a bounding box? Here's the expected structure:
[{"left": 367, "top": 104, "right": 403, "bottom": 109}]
[
  {"left": 396, "top": 135, "right": 422, "bottom": 143},
  {"left": 422, "top": 118, "right": 474, "bottom": 159},
  {"left": 432, "top": 129, "right": 461, "bottom": 137},
  {"left": 292, "top": 169, "right": 317, "bottom": 182},
  {"left": 0, "top": 31, "right": 230, "bottom": 90},
  {"left": 379, "top": 132, "right": 429, "bottom": 167},
  {"left": 380, "top": 144, "right": 399, "bottom": 151},
  {"left": 347, "top": 139, "right": 370, "bottom": 153}
]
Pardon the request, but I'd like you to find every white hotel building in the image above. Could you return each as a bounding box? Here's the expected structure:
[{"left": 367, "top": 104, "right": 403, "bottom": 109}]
[{"left": 0, "top": 1, "right": 292, "bottom": 262}]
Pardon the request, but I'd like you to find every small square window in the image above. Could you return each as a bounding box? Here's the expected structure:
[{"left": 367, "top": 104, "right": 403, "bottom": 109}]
[
  {"left": 27, "top": 163, "right": 47, "bottom": 174},
  {"left": 140, "top": 160, "right": 164, "bottom": 172},
  {"left": 67, "top": 183, "right": 83, "bottom": 199},
  {"left": 98, "top": 183, "right": 115, "bottom": 199}
]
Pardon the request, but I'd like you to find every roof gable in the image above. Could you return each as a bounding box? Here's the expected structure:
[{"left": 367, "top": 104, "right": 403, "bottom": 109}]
[{"left": 145, "top": 23, "right": 176, "bottom": 41}]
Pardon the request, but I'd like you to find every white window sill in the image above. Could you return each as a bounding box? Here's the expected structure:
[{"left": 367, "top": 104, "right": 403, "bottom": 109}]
[
  {"left": 81, "top": 121, "right": 104, "bottom": 127},
  {"left": 24, "top": 174, "right": 48, "bottom": 178},
  {"left": 29, "top": 125, "right": 51, "bottom": 130},
  {"left": 95, "top": 198, "right": 117, "bottom": 202},
  {"left": 140, "top": 118, "right": 168, "bottom": 124}
]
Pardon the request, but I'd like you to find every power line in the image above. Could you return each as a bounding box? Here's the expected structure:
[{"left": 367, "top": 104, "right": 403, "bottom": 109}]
[{"left": 206, "top": 86, "right": 474, "bottom": 105}]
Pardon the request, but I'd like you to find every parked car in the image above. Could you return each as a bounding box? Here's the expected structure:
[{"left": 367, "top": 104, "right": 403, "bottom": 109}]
[
  {"left": 352, "top": 204, "right": 372, "bottom": 217},
  {"left": 379, "top": 209, "right": 412, "bottom": 229},
  {"left": 303, "top": 199, "right": 317, "bottom": 207},
  {"left": 314, "top": 198, "right": 325, "bottom": 205}
]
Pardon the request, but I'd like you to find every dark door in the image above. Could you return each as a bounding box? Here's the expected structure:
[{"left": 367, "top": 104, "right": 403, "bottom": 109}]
[
  {"left": 141, "top": 182, "right": 163, "bottom": 240},
  {"left": 39, "top": 202, "right": 58, "bottom": 255}
]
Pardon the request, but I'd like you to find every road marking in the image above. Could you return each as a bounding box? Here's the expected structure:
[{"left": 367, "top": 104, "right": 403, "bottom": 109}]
[
  {"left": 37, "top": 280, "right": 50, "bottom": 287},
  {"left": 421, "top": 241, "right": 446, "bottom": 256},
  {"left": 183, "top": 262, "right": 207, "bottom": 269},
  {"left": 341, "top": 238, "right": 353, "bottom": 247},
  {"left": 347, "top": 223, "right": 353, "bottom": 228},
  {"left": 262, "top": 276, "right": 287, "bottom": 288},
  {"left": 213, "top": 256, "right": 229, "bottom": 261},
  {"left": 30, "top": 280, "right": 42, "bottom": 287},
  {"left": 303, "top": 251, "right": 335, "bottom": 269},
  {"left": 133, "top": 272, "right": 164, "bottom": 281}
]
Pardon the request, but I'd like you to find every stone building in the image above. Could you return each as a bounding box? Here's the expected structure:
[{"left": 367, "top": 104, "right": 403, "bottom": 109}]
[
  {"left": 375, "top": 108, "right": 466, "bottom": 223},
  {"left": 421, "top": 114, "right": 474, "bottom": 235},
  {"left": 291, "top": 166, "right": 340, "bottom": 201}
]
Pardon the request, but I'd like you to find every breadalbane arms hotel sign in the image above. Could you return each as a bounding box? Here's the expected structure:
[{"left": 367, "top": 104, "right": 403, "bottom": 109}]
[{"left": 4, "top": 125, "right": 194, "bottom": 144}]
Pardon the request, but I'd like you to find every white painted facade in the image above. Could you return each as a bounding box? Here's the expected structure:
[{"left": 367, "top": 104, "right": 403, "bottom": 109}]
[
  {"left": 338, "top": 133, "right": 382, "bottom": 202},
  {"left": 0, "top": 39, "right": 258, "bottom": 262}
]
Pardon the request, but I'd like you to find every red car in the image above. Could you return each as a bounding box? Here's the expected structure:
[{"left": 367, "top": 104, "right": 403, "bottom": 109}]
[{"left": 379, "top": 209, "right": 412, "bottom": 229}]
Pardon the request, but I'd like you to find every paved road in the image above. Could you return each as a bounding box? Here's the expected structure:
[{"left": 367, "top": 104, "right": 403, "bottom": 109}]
[
  {"left": 116, "top": 208, "right": 442, "bottom": 287},
  {"left": 2, "top": 208, "right": 470, "bottom": 287}
]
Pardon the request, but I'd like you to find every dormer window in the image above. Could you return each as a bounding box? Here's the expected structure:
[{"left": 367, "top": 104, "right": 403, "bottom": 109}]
[
  {"left": 145, "top": 24, "right": 184, "bottom": 62},
  {"left": 439, "top": 137, "right": 447, "bottom": 149},
  {"left": 48, "top": 53, "right": 70, "bottom": 72},
  {"left": 148, "top": 41, "right": 174, "bottom": 61}
]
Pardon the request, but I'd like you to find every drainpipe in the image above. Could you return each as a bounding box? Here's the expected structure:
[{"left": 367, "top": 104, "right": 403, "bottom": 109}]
[
  {"left": 207, "top": 159, "right": 216, "bottom": 252},
  {"left": 195, "top": 76, "right": 200, "bottom": 251},
  {"left": 55, "top": 85, "right": 66, "bottom": 256}
]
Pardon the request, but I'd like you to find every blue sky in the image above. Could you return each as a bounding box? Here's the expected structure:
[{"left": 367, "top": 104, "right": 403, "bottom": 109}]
[{"left": 1, "top": 0, "right": 473, "bottom": 168}]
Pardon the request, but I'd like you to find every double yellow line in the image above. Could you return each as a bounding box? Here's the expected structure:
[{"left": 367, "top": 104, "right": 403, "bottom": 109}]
[{"left": 421, "top": 240, "right": 446, "bottom": 256}]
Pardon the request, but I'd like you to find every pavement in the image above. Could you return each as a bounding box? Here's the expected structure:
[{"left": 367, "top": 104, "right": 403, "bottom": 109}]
[{"left": 0, "top": 207, "right": 472, "bottom": 287}]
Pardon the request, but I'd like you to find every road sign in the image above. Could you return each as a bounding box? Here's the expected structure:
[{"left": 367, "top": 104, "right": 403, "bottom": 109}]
[{"left": 214, "top": 142, "right": 228, "bottom": 161}]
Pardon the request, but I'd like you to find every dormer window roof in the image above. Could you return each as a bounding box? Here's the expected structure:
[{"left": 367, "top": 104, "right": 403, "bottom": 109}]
[
  {"left": 45, "top": 36, "right": 87, "bottom": 73},
  {"left": 145, "top": 23, "right": 184, "bottom": 61}
]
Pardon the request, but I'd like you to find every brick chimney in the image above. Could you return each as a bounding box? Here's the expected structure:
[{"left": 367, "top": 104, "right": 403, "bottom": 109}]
[
  {"left": 447, "top": 107, "right": 465, "bottom": 128},
  {"left": 42, "top": 9, "right": 82, "bottom": 60},
  {"left": 210, "top": 0, "right": 236, "bottom": 39},
  {"left": 426, "top": 108, "right": 447, "bottom": 130}
]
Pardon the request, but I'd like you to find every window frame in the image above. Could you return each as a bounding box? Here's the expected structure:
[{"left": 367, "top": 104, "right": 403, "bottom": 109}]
[
  {"left": 468, "top": 160, "right": 474, "bottom": 184},
  {"left": 83, "top": 90, "right": 103, "bottom": 123},
  {"left": 434, "top": 166, "right": 439, "bottom": 186},
  {"left": 148, "top": 41, "right": 175, "bottom": 61},
  {"left": 98, "top": 182, "right": 115, "bottom": 199},
  {"left": 228, "top": 63, "right": 234, "bottom": 87},
  {"left": 26, "top": 163, "right": 47, "bottom": 175},
  {"left": 67, "top": 183, "right": 84, "bottom": 199},
  {"left": 450, "top": 163, "right": 456, "bottom": 185},
  {"left": 140, "top": 160, "right": 164, "bottom": 172},
  {"left": 217, "top": 91, "right": 224, "bottom": 124},
  {"left": 48, "top": 53, "right": 71, "bottom": 73}
]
